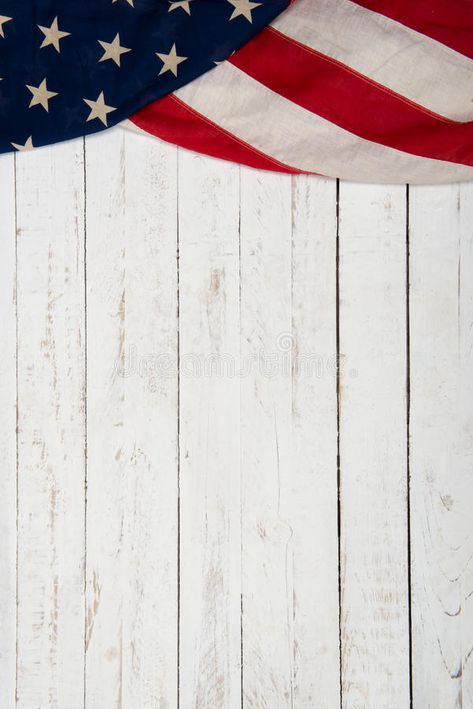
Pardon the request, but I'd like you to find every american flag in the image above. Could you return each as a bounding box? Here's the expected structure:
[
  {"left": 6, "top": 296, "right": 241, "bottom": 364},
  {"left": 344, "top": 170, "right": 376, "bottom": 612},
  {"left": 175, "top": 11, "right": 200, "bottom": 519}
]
[
  {"left": 0, "top": 0, "right": 289, "bottom": 154},
  {"left": 128, "top": 0, "right": 473, "bottom": 184}
]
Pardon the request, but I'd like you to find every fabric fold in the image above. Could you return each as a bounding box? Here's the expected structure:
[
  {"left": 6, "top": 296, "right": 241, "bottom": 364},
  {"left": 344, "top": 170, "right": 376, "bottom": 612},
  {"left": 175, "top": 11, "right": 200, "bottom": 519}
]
[{"left": 129, "top": 0, "right": 473, "bottom": 184}]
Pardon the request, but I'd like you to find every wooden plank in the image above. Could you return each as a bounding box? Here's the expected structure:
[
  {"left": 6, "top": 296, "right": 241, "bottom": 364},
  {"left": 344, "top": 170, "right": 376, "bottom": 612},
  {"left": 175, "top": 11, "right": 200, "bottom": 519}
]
[
  {"left": 239, "top": 170, "right": 339, "bottom": 706},
  {"left": 177, "top": 151, "right": 242, "bottom": 708},
  {"left": 290, "top": 175, "right": 341, "bottom": 707},
  {"left": 409, "top": 183, "right": 473, "bottom": 709},
  {"left": 239, "top": 167, "right": 294, "bottom": 707},
  {"left": 84, "top": 129, "right": 179, "bottom": 708},
  {"left": 0, "top": 154, "right": 17, "bottom": 709},
  {"left": 338, "top": 183, "right": 410, "bottom": 708},
  {"left": 15, "top": 141, "right": 86, "bottom": 708}
]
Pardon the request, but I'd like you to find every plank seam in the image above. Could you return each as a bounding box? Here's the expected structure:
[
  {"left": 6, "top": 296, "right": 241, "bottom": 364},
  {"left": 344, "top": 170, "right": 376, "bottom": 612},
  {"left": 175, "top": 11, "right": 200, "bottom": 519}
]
[
  {"left": 14, "top": 151, "right": 19, "bottom": 709},
  {"left": 176, "top": 147, "right": 182, "bottom": 709},
  {"left": 406, "top": 183, "right": 414, "bottom": 709},
  {"left": 238, "top": 166, "right": 244, "bottom": 709},
  {"left": 83, "top": 136, "right": 89, "bottom": 709},
  {"left": 336, "top": 178, "right": 343, "bottom": 709}
]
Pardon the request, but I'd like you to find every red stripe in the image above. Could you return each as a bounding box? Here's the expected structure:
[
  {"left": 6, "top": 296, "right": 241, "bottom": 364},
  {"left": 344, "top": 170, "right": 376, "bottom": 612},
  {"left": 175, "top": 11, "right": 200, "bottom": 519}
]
[
  {"left": 131, "top": 94, "right": 301, "bottom": 174},
  {"left": 353, "top": 0, "right": 473, "bottom": 60},
  {"left": 228, "top": 27, "right": 473, "bottom": 167}
]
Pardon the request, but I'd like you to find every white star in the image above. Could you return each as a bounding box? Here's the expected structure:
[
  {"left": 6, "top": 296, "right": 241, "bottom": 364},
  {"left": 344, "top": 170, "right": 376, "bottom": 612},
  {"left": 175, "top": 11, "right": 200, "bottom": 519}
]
[
  {"left": 227, "top": 0, "right": 261, "bottom": 22},
  {"left": 98, "top": 33, "right": 131, "bottom": 67},
  {"left": 0, "top": 15, "right": 12, "bottom": 38},
  {"left": 156, "top": 43, "right": 187, "bottom": 77},
  {"left": 83, "top": 91, "right": 117, "bottom": 126},
  {"left": 112, "top": 0, "right": 134, "bottom": 7},
  {"left": 11, "top": 136, "right": 34, "bottom": 152},
  {"left": 26, "top": 78, "right": 58, "bottom": 112},
  {"left": 168, "top": 0, "right": 192, "bottom": 14},
  {"left": 38, "top": 17, "right": 70, "bottom": 53}
]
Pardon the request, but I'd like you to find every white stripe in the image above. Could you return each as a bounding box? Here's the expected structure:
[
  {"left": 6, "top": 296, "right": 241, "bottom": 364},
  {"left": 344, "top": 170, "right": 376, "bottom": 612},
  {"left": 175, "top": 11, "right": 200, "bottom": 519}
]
[
  {"left": 272, "top": 0, "right": 473, "bottom": 122},
  {"left": 174, "top": 62, "right": 473, "bottom": 184},
  {"left": 122, "top": 118, "right": 150, "bottom": 138}
]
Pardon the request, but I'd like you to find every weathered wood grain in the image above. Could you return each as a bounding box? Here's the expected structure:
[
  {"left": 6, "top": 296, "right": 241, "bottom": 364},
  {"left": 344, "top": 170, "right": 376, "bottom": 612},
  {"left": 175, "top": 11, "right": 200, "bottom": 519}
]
[
  {"left": 1, "top": 128, "right": 472, "bottom": 709},
  {"left": 240, "top": 168, "right": 293, "bottom": 706},
  {"left": 290, "top": 175, "right": 341, "bottom": 708},
  {"left": 0, "top": 154, "right": 17, "bottom": 709},
  {"left": 84, "top": 129, "right": 179, "bottom": 708},
  {"left": 15, "top": 141, "right": 86, "bottom": 708},
  {"left": 177, "top": 151, "right": 242, "bottom": 708},
  {"left": 409, "top": 183, "right": 473, "bottom": 709},
  {"left": 238, "top": 167, "right": 294, "bottom": 707},
  {"left": 338, "top": 183, "right": 410, "bottom": 708}
]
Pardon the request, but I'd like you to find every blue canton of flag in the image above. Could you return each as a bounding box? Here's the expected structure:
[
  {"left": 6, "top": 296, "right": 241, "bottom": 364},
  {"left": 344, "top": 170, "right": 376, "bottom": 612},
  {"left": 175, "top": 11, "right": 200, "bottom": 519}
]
[{"left": 0, "top": 0, "right": 289, "bottom": 153}]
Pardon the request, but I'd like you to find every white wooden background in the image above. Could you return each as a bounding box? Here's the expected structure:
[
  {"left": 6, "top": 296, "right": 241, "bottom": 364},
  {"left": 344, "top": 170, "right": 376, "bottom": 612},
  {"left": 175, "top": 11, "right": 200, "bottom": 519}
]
[{"left": 0, "top": 128, "right": 472, "bottom": 709}]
